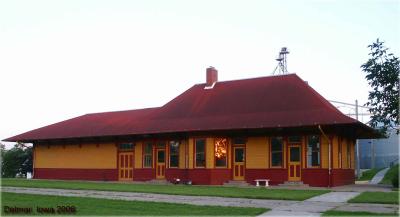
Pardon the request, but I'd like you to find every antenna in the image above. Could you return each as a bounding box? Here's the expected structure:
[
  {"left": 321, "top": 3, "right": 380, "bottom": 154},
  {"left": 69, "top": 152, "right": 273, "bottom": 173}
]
[{"left": 272, "top": 47, "right": 289, "bottom": 75}]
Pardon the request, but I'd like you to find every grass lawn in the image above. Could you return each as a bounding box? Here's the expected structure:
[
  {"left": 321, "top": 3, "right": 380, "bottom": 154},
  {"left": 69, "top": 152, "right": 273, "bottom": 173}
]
[
  {"left": 323, "top": 210, "right": 397, "bottom": 216},
  {"left": 357, "top": 168, "right": 383, "bottom": 181},
  {"left": 348, "top": 192, "right": 399, "bottom": 204},
  {"left": 1, "top": 178, "right": 329, "bottom": 201},
  {"left": 1, "top": 192, "right": 267, "bottom": 216},
  {"left": 380, "top": 164, "right": 399, "bottom": 185}
]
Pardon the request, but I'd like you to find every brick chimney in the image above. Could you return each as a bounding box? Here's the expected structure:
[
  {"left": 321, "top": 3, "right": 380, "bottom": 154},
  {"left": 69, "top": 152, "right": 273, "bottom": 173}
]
[{"left": 206, "top": 66, "right": 218, "bottom": 88}]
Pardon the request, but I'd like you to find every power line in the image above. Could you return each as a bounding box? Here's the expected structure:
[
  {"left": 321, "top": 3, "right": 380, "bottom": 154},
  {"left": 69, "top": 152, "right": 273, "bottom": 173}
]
[{"left": 329, "top": 100, "right": 372, "bottom": 109}]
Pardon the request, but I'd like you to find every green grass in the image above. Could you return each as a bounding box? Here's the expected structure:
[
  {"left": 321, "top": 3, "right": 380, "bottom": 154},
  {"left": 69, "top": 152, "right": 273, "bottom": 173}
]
[
  {"left": 380, "top": 164, "right": 399, "bottom": 185},
  {"left": 323, "top": 210, "right": 397, "bottom": 216},
  {"left": 357, "top": 168, "right": 383, "bottom": 181},
  {"left": 1, "top": 192, "right": 267, "bottom": 216},
  {"left": 348, "top": 192, "right": 399, "bottom": 204},
  {"left": 1, "top": 178, "right": 329, "bottom": 201}
]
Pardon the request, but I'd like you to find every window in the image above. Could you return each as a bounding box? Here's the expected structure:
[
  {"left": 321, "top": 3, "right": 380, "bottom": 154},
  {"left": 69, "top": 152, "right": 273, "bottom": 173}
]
[
  {"left": 195, "top": 139, "right": 206, "bottom": 167},
  {"left": 169, "top": 141, "right": 179, "bottom": 168},
  {"left": 307, "top": 135, "right": 320, "bottom": 167},
  {"left": 290, "top": 146, "right": 300, "bottom": 162},
  {"left": 235, "top": 147, "right": 245, "bottom": 162},
  {"left": 215, "top": 138, "right": 228, "bottom": 167},
  {"left": 143, "top": 142, "right": 153, "bottom": 168},
  {"left": 119, "top": 143, "right": 134, "bottom": 150},
  {"left": 157, "top": 150, "right": 165, "bottom": 163},
  {"left": 271, "top": 137, "right": 283, "bottom": 167}
]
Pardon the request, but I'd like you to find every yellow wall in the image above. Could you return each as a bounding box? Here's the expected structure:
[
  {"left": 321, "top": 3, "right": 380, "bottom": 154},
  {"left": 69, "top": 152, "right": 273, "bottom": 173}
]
[
  {"left": 134, "top": 142, "right": 142, "bottom": 169},
  {"left": 227, "top": 139, "right": 232, "bottom": 169},
  {"left": 206, "top": 138, "right": 214, "bottom": 168},
  {"left": 342, "top": 138, "right": 348, "bottom": 168},
  {"left": 246, "top": 137, "right": 268, "bottom": 169},
  {"left": 35, "top": 142, "right": 117, "bottom": 169},
  {"left": 321, "top": 136, "right": 329, "bottom": 169},
  {"left": 332, "top": 136, "right": 339, "bottom": 169},
  {"left": 179, "top": 140, "right": 187, "bottom": 169},
  {"left": 188, "top": 138, "right": 194, "bottom": 169},
  {"left": 350, "top": 139, "right": 355, "bottom": 169},
  {"left": 34, "top": 134, "right": 350, "bottom": 171}
]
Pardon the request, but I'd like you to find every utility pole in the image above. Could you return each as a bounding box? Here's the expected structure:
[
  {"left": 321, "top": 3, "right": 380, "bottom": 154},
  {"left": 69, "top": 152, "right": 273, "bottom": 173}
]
[{"left": 355, "top": 100, "right": 361, "bottom": 179}]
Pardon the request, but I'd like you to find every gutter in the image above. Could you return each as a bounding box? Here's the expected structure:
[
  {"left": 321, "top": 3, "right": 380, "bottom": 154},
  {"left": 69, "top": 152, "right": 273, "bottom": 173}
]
[{"left": 318, "top": 125, "right": 332, "bottom": 187}]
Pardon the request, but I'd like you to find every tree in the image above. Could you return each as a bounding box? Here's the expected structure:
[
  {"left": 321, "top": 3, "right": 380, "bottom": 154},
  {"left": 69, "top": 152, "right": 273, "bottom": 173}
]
[
  {"left": 1, "top": 143, "right": 33, "bottom": 178},
  {"left": 361, "top": 39, "right": 399, "bottom": 134}
]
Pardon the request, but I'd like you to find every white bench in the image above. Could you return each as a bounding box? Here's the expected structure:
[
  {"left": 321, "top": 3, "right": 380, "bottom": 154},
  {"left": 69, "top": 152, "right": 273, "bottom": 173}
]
[{"left": 255, "top": 179, "right": 270, "bottom": 187}]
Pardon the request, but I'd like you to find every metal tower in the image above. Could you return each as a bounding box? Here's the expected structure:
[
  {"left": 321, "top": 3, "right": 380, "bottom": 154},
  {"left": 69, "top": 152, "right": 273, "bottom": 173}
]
[{"left": 273, "top": 47, "right": 289, "bottom": 75}]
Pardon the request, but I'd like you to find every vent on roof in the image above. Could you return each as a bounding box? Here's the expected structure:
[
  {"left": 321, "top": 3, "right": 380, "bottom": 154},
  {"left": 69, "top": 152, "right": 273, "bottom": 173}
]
[{"left": 205, "top": 66, "right": 218, "bottom": 89}]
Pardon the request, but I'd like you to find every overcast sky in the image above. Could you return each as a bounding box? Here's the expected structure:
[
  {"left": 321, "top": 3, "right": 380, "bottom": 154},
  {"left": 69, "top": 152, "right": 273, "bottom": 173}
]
[{"left": 1, "top": 0, "right": 399, "bottom": 148}]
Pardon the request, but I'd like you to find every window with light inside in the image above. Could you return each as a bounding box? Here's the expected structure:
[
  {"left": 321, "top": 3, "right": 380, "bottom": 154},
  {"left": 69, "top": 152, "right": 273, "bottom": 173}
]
[{"left": 215, "top": 138, "right": 228, "bottom": 167}]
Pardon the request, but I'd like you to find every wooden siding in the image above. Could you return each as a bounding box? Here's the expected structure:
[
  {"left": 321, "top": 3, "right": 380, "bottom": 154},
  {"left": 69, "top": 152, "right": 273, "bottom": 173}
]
[
  {"left": 179, "top": 140, "right": 186, "bottom": 169},
  {"left": 246, "top": 137, "right": 268, "bottom": 169},
  {"left": 32, "top": 134, "right": 355, "bottom": 187},
  {"left": 332, "top": 136, "right": 339, "bottom": 169},
  {"left": 35, "top": 142, "right": 117, "bottom": 169},
  {"left": 206, "top": 138, "right": 214, "bottom": 168},
  {"left": 321, "top": 135, "right": 329, "bottom": 169},
  {"left": 134, "top": 142, "right": 142, "bottom": 169},
  {"left": 342, "top": 138, "right": 348, "bottom": 169},
  {"left": 188, "top": 138, "right": 194, "bottom": 169}
]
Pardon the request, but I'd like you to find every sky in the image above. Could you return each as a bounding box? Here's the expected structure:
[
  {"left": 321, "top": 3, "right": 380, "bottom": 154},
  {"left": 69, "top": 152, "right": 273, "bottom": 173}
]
[{"left": 1, "top": 0, "right": 399, "bottom": 149}]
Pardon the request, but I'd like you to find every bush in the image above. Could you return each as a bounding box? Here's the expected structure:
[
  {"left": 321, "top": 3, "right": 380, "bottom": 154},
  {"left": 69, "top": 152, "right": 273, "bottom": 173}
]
[
  {"left": 392, "top": 166, "right": 399, "bottom": 188},
  {"left": 380, "top": 164, "right": 399, "bottom": 185}
]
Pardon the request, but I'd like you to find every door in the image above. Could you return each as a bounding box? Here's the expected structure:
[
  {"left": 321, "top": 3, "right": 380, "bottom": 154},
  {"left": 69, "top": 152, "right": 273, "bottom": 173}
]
[
  {"left": 156, "top": 149, "right": 165, "bottom": 179},
  {"left": 233, "top": 146, "right": 245, "bottom": 180},
  {"left": 288, "top": 145, "right": 301, "bottom": 181},
  {"left": 118, "top": 152, "right": 133, "bottom": 181}
]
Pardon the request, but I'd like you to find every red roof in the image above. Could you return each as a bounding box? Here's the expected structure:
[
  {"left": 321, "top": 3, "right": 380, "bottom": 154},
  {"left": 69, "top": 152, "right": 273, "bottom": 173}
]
[{"left": 4, "top": 74, "right": 375, "bottom": 142}]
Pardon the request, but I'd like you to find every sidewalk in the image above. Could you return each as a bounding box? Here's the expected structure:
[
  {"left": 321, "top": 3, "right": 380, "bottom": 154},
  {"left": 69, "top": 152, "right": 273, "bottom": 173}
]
[
  {"left": 2, "top": 187, "right": 399, "bottom": 216},
  {"left": 370, "top": 168, "right": 390, "bottom": 184}
]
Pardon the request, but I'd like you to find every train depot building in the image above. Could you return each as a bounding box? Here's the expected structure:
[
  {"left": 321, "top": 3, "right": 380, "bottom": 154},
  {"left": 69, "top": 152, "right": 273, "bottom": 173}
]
[{"left": 5, "top": 67, "right": 378, "bottom": 187}]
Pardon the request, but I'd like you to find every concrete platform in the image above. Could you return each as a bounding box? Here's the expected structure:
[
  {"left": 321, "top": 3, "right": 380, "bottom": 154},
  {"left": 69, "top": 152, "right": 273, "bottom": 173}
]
[
  {"left": 2, "top": 186, "right": 398, "bottom": 217},
  {"left": 305, "top": 192, "right": 361, "bottom": 203}
]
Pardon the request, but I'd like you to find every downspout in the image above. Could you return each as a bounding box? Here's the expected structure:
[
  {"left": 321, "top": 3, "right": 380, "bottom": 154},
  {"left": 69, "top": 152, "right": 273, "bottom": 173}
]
[{"left": 318, "top": 125, "right": 331, "bottom": 187}]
